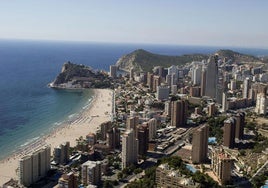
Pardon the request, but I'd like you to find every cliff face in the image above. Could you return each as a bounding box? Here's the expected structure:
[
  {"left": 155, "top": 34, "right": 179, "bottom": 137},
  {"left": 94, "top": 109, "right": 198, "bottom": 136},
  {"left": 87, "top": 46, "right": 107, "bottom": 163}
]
[
  {"left": 53, "top": 61, "right": 95, "bottom": 85},
  {"left": 50, "top": 62, "right": 111, "bottom": 89},
  {"left": 115, "top": 49, "right": 208, "bottom": 72}
]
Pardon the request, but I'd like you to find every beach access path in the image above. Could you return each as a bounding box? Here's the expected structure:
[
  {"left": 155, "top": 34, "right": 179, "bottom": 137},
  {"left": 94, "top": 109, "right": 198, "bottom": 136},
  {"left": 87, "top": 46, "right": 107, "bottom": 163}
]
[{"left": 0, "top": 89, "right": 113, "bottom": 186}]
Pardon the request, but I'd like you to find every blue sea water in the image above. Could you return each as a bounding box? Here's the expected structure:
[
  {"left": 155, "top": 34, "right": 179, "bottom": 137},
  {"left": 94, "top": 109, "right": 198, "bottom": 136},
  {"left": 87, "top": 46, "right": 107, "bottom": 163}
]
[{"left": 0, "top": 39, "right": 268, "bottom": 161}]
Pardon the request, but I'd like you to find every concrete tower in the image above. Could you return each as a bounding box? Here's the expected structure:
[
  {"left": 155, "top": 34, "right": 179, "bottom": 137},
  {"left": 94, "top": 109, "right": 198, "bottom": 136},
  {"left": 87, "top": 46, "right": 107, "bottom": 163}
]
[
  {"left": 191, "top": 124, "right": 209, "bottom": 163},
  {"left": 205, "top": 56, "right": 218, "bottom": 99},
  {"left": 223, "top": 118, "right": 236, "bottom": 148},
  {"left": 171, "top": 100, "right": 187, "bottom": 128},
  {"left": 121, "top": 129, "right": 138, "bottom": 169}
]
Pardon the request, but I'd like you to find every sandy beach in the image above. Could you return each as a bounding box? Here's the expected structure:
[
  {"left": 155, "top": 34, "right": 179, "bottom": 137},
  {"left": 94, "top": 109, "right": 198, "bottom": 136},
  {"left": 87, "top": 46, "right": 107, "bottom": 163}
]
[{"left": 0, "top": 89, "right": 113, "bottom": 186}]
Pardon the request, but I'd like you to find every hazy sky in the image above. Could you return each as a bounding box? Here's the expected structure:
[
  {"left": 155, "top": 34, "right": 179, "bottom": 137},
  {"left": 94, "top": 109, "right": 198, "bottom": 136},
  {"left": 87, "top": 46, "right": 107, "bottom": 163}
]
[{"left": 0, "top": 0, "right": 268, "bottom": 48}]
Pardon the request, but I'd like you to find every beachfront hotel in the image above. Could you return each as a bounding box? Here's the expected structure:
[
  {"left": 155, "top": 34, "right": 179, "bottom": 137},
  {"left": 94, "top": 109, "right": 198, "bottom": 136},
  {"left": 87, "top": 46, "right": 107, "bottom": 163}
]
[
  {"left": 19, "top": 145, "right": 51, "bottom": 187},
  {"left": 53, "top": 141, "right": 70, "bottom": 165}
]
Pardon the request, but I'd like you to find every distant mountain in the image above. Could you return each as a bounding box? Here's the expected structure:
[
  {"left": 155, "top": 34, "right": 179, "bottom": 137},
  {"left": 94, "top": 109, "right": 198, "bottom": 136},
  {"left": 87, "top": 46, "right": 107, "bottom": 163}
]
[
  {"left": 215, "top": 49, "right": 261, "bottom": 63},
  {"left": 116, "top": 49, "right": 264, "bottom": 72},
  {"left": 115, "top": 49, "right": 208, "bottom": 72}
]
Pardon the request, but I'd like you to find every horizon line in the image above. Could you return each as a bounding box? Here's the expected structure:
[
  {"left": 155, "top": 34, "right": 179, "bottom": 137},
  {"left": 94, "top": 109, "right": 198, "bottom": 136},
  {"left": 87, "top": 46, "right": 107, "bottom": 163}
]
[{"left": 1, "top": 37, "right": 268, "bottom": 51}]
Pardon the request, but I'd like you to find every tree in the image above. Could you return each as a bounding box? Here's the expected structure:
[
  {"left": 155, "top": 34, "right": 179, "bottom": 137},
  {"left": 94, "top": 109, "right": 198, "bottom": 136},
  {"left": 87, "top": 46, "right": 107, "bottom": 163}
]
[
  {"left": 239, "top": 149, "right": 246, "bottom": 156},
  {"left": 117, "top": 172, "right": 123, "bottom": 180}
]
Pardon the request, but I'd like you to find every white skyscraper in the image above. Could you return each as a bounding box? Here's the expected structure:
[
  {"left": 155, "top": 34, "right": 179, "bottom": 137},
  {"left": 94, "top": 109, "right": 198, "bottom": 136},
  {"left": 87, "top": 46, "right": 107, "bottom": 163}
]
[
  {"left": 19, "top": 146, "right": 51, "bottom": 187},
  {"left": 222, "top": 92, "right": 227, "bottom": 112},
  {"left": 192, "top": 65, "right": 202, "bottom": 85},
  {"left": 122, "top": 129, "right": 138, "bottom": 169},
  {"left": 148, "top": 118, "right": 157, "bottom": 141},
  {"left": 255, "top": 93, "right": 267, "bottom": 115},
  {"left": 243, "top": 77, "right": 250, "bottom": 99},
  {"left": 168, "top": 65, "right": 178, "bottom": 85}
]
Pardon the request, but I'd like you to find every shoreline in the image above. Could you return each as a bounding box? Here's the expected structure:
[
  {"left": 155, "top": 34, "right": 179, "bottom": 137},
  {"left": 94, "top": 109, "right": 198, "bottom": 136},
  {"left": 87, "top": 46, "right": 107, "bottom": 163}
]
[{"left": 0, "top": 88, "right": 113, "bottom": 186}]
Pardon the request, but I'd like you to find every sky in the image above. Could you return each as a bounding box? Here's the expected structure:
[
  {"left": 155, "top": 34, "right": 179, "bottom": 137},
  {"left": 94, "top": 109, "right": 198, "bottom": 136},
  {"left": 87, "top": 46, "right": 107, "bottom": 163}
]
[{"left": 0, "top": 0, "right": 268, "bottom": 48}]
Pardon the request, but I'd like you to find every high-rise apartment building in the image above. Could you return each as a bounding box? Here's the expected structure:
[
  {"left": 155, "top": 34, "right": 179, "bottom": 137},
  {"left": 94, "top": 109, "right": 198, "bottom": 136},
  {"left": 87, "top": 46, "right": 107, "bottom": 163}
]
[
  {"left": 243, "top": 77, "right": 251, "bottom": 99},
  {"left": 81, "top": 160, "right": 102, "bottom": 186},
  {"left": 156, "top": 85, "right": 170, "bottom": 100},
  {"left": 166, "top": 74, "right": 172, "bottom": 86},
  {"left": 171, "top": 100, "right": 187, "bottom": 128},
  {"left": 192, "top": 65, "right": 202, "bottom": 86},
  {"left": 208, "top": 103, "right": 216, "bottom": 117},
  {"left": 106, "top": 127, "right": 120, "bottom": 150},
  {"left": 126, "top": 116, "right": 139, "bottom": 133},
  {"left": 191, "top": 124, "right": 209, "bottom": 163},
  {"left": 129, "top": 68, "right": 134, "bottom": 81},
  {"left": 57, "top": 172, "right": 77, "bottom": 188},
  {"left": 19, "top": 146, "right": 51, "bottom": 187},
  {"left": 211, "top": 147, "right": 233, "bottom": 185},
  {"left": 109, "top": 65, "right": 117, "bottom": 78},
  {"left": 148, "top": 118, "right": 157, "bottom": 141},
  {"left": 100, "top": 121, "right": 112, "bottom": 140},
  {"left": 121, "top": 129, "right": 138, "bottom": 169},
  {"left": 164, "top": 101, "right": 171, "bottom": 116},
  {"left": 205, "top": 56, "right": 218, "bottom": 99},
  {"left": 152, "top": 75, "right": 161, "bottom": 92},
  {"left": 147, "top": 72, "right": 154, "bottom": 90},
  {"left": 222, "top": 92, "right": 227, "bottom": 112},
  {"left": 255, "top": 93, "right": 267, "bottom": 115},
  {"left": 54, "top": 141, "right": 70, "bottom": 165},
  {"left": 137, "top": 124, "right": 149, "bottom": 156},
  {"left": 230, "top": 80, "right": 236, "bottom": 91},
  {"left": 234, "top": 112, "right": 245, "bottom": 140},
  {"left": 201, "top": 68, "right": 206, "bottom": 96},
  {"left": 223, "top": 118, "right": 236, "bottom": 148}
]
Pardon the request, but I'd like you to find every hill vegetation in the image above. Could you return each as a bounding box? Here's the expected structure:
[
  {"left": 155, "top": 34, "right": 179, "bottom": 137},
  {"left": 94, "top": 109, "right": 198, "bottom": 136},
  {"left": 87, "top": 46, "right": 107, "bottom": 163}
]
[
  {"left": 116, "top": 49, "right": 264, "bottom": 73},
  {"left": 215, "top": 49, "right": 261, "bottom": 63},
  {"left": 116, "top": 49, "right": 208, "bottom": 72}
]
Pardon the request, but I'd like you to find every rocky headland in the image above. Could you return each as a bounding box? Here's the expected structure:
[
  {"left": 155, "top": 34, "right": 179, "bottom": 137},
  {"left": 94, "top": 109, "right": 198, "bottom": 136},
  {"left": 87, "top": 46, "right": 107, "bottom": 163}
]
[{"left": 49, "top": 61, "right": 111, "bottom": 89}]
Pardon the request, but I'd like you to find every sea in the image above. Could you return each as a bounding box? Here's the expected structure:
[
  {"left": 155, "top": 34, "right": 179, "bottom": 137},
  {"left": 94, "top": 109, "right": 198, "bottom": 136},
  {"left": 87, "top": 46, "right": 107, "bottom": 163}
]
[{"left": 0, "top": 39, "right": 268, "bottom": 160}]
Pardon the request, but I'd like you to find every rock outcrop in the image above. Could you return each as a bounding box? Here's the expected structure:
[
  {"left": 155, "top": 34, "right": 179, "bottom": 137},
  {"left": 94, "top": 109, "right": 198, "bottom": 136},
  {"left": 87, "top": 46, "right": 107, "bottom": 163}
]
[{"left": 49, "top": 62, "right": 111, "bottom": 89}]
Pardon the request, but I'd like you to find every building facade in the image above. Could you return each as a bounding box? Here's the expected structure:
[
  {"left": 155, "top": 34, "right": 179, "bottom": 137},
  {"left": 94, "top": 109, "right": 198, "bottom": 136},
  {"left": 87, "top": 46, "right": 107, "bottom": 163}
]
[
  {"left": 205, "top": 56, "right": 218, "bottom": 99},
  {"left": 54, "top": 141, "right": 70, "bottom": 165},
  {"left": 156, "top": 85, "right": 170, "bottom": 100},
  {"left": 223, "top": 118, "right": 236, "bottom": 148},
  {"left": 171, "top": 100, "right": 187, "bottom": 128},
  {"left": 121, "top": 129, "right": 138, "bottom": 169},
  {"left": 19, "top": 146, "right": 51, "bottom": 187},
  {"left": 109, "top": 65, "right": 117, "bottom": 78},
  {"left": 191, "top": 124, "right": 209, "bottom": 163},
  {"left": 255, "top": 93, "right": 267, "bottom": 115},
  {"left": 211, "top": 147, "right": 233, "bottom": 185},
  {"left": 81, "top": 161, "right": 102, "bottom": 186}
]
